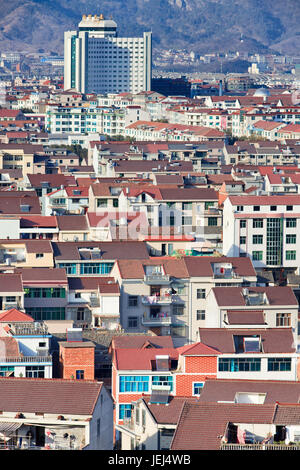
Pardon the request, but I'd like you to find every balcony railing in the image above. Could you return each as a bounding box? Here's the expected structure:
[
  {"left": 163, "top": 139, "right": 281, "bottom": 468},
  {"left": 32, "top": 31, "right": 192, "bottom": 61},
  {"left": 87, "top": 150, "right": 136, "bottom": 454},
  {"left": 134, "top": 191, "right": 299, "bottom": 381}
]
[
  {"left": 213, "top": 271, "right": 239, "bottom": 280},
  {"left": 221, "top": 443, "right": 300, "bottom": 451},
  {"left": 142, "top": 295, "right": 184, "bottom": 305},
  {"left": 144, "top": 274, "right": 170, "bottom": 285},
  {"left": 13, "top": 323, "right": 48, "bottom": 336},
  {"left": 142, "top": 295, "right": 172, "bottom": 305},
  {"left": 90, "top": 297, "right": 100, "bottom": 307},
  {"left": 142, "top": 313, "right": 172, "bottom": 326},
  {"left": 0, "top": 355, "right": 52, "bottom": 364},
  {"left": 122, "top": 416, "right": 135, "bottom": 431},
  {"left": 3, "top": 302, "right": 22, "bottom": 310}
]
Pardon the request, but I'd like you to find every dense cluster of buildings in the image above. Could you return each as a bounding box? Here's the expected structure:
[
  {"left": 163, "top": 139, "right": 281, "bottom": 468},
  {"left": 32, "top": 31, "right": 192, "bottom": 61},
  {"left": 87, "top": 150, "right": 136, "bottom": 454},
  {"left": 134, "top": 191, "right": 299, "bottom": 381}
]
[{"left": 1, "top": 13, "right": 300, "bottom": 453}]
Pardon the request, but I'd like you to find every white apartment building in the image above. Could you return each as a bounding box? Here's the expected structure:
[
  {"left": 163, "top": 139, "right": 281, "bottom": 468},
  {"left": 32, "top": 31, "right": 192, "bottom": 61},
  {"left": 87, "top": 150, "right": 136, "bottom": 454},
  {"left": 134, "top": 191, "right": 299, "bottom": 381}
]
[
  {"left": 223, "top": 195, "right": 300, "bottom": 271},
  {"left": 64, "top": 14, "right": 152, "bottom": 95},
  {"left": 199, "top": 327, "right": 298, "bottom": 382},
  {"left": 204, "top": 285, "right": 299, "bottom": 345},
  {"left": 111, "top": 256, "right": 258, "bottom": 346}
]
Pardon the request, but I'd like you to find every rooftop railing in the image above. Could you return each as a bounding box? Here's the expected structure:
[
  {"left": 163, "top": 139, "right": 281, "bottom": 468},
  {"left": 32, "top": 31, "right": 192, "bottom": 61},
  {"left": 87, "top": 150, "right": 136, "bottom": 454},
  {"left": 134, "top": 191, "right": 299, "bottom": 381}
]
[{"left": 0, "top": 355, "right": 52, "bottom": 364}]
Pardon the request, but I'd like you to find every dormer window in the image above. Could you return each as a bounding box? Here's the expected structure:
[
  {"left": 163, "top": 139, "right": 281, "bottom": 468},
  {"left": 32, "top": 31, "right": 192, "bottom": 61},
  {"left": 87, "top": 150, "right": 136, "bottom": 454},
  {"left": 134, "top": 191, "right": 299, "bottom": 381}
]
[
  {"left": 243, "top": 336, "right": 261, "bottom": 353},
  {"left": 233, "top": 335, "right": 261, "bottom": 353},
  {"left": 20, "top": 204, "right": 30, "bottom": 212}
]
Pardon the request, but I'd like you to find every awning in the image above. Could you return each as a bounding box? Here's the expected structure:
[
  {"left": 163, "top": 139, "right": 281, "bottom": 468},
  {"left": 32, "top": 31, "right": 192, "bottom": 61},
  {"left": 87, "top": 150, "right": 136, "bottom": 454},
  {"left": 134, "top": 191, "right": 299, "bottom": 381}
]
[{"left": 0, "top": 422, "right": 22, "bottom": 436}]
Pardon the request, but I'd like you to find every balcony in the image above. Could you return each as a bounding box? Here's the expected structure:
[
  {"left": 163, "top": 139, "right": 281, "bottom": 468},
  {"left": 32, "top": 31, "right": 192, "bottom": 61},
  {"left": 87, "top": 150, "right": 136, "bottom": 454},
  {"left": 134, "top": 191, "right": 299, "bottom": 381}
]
[
  {"left": 213, "top": 271, "right": 240, "bottom": 280},
  {"left": 2, "top": 302, "right": 22, "bottom": 311},
  {"left": 142, "top": 295, "right": 184, "bottom": 305},
  {"left": 90, "top": 297, "right": 100, "bottom": 307},
  {"left": 204, "top": 208, "right": 221, "bottom": 215},
  {"left": 142, "top": 313, "right": 172, "bottom": 326},
  {"left": 144, "top": 274, "right": 171, "bottom": 285},
  {"left": 122, "top": 416, "right": 135, "bottom": 431},
  {"left": 142, "top": 295, "right": 172, "bottom": 305}
]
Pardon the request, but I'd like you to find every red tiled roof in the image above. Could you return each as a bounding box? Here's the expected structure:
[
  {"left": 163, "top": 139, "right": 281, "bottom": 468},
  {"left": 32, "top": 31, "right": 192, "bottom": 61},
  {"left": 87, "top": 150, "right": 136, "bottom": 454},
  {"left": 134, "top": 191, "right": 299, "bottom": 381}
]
[
  {"left": 177, "top": 342, "right": 220, "bottom": 356},
  {"left": 20, "top": 216, "right": 57, "bottom": 228},
  {"left": 200, "top": 378, "right": 300, "bottom": 404},
  {"left": 171, "top": 402, "right": 276, "bottom": 450},
  {"left": 0, "top": 378, "right": 103, "bottom": 415},
  {"left": 0, "top": 309, "right": 34, "bottom": 323},
  {"left": 228, "top": 194, "right": 300, "bottom": 206},
  {"left": 114, "top": 348, "right": 178, "bottom": 370},
  {"left": 199, "top": 328, "right": 296, "bottom": 354},
  {"left": 110, "top": 335, "right": 174, "bottom": 351}
]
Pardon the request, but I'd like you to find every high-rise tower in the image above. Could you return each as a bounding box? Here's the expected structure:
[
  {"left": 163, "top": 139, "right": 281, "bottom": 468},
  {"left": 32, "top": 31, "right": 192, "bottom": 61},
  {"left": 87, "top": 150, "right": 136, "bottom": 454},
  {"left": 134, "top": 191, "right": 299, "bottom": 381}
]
[{"left": 64, "top": 14, "right": 152, "bottom": 94}]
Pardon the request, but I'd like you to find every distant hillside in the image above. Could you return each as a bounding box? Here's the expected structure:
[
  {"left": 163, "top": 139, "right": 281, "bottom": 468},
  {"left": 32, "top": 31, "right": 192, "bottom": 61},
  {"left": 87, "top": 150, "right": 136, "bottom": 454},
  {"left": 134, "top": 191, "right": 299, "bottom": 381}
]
[{"left": 0, "top": 0, "right": 299, "bottom": 55}]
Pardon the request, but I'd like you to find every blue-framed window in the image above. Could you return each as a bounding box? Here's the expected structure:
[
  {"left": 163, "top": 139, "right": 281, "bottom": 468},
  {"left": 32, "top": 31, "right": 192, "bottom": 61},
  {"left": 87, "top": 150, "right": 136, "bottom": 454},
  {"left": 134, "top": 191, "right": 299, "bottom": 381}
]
[
  {"left": 59, "top": 263, "right": 77, "bottom": 275},
  {"left": 80, "top": 263, "right": 114, "bottom": 275},
  {"left": 152, "top": 376, "right": 173, "bottom": 392},
  {"left": 268, "top": 358, "right": 291, "bottom": 371},
  {"left": 119, "top": 404, "right": 132, "bottom": 420},
  {"left": 193, "top": 382, "right": 204, "bottom": 395},
  {"left": 119, "top": 376, "right": 149, "bottom": 393},
  {"left": 219, "top": 358, "right": 261, "bottom": 372}
]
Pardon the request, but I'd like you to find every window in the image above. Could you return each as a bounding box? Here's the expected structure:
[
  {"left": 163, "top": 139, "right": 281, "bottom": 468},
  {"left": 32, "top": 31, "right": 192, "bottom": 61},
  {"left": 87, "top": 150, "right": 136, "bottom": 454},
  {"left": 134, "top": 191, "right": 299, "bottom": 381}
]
[
  {"left": 26, "top": 307, "right": 65, "bottom": 321},
  {"left": 119, "top": 404, "right": 132, "bottom": 420},
  {"left": 25, "top": 288, "right": 66, "bottom": 299},
  {"left": 128, "top": 316, "right": 138, "bottom": 328},
  {"left": 76, "top": 370, "right": 84, "bottom": 380},
  {"left": 59, "top": 263, "right": 77, "bottom": 275},
  {"left": 286, "top": 218, "right": 296, "bottom": 228},
  {"left": 286, "top": 205, "right": 293, "bottom": 211},
  {"left": 205, "top": 202, "right": 215, "bottom": 210},
  {"left": 218, "top": 358, "right": 261, "bottom": 372},
  {"left": 240, "top": 220, "right": 246, "bottom": 228},
  {"left": 142, "top": 409, "right": 146, "bottom": 427},
  {"left": 119, "top": 376, "right": 149, "bottom": 393},
  {"left": 197, "top": 289, "right": 206, "bottom": 299},
  {"left": 193, "top": 382, "right": 204, "bottom": 395},
  {"left": 286, "top": 250, "right": 296, "bottom": 260},
  {"left": 268, "top": 358, "right": 291, "bottom": 371},
  {"left": 253, "top": 219, "right": 263, "bottom": 228},
  {"left": 208, "top": 217, "right": 218, "bottom": 226},
  {"left": 276, "top": 313, "right": 291, "bottom": 327},
  {"left": 237, "top": 205, "right": 244, "bottom": 212},
  {"left": 170, "top": 325, "right": 187, "bottom": 338},
  {"left": 182, "top": 216, "right": 192, "bottom": 226},
  {"left": 240, "top": 236, "right": 246, "bottom": 244},
  {"left": 286, "top": 234, "right": 296, "bottom": 244},
  {"left": 152, "top": 376, "right": 173, "bottom": 391},
  {"left": 182, "top": 202, "right": 192, "bottom": 210},
  {"left": 253, "top": 235, "right": 263, "bottom": 244},
  {"left": 26, "top": 366, "right": 45, "bottom": 378},
  {"left": 113, "top": 199, "right": 119, "bottom": 208},
  {"left": 36, "top": 253, "right": 44, "bottom": 258},
  {"left": 0, "top": 366, "right": 14, "bottom": 377},
  {"left": 270, "top": 205, "right": 277, "bottom": 211},
  {"left": 252, "top": 251, "right": 263, "bottom": 261},
  {"left": 128, "top": 295, "right": 138, "bottom": 307},
  {"left": 253, "top": 206, "right": 260, "bottom": 211},
  {"left": 197, "top": 310, "right": 205, "bottom": 321},
  {"left": 80, "top": 263, "right": 113, "bottom": 275},
  {"left": 97, "top": 199, "right": 108, "bottom": 208},
  {"left": 173, "top": 305, "right": 184, "bottom": 316},
  {"left": 135, "top": 407, "right": 140, "bottom": 425}
]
